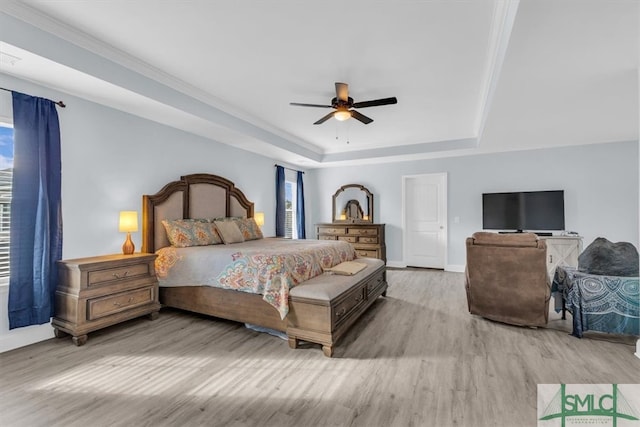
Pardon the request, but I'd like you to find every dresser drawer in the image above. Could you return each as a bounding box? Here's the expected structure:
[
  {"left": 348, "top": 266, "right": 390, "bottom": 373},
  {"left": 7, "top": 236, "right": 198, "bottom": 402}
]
[
  {"left": 358, "top": 236, "right": 378, "bottom": 244},
  {"left": 319, "top": 235, "right": 337, "bottom": 241},
  {"left": 332, "top": 285, "right": 366, "bottom": 326},
  {"left": 356, "top": 249, "right": 379, "bottom": 258},
  {"left": 87, "top": 286, "right": 154, "bottom": 320},
  {"left": 88, "top": 262, "right": 151, "bottom": 287},
  {"left": 338, "top": 236, "right": 358, "bottom": 243},
  {"left": 348, "top": 228, "right": 378, "bottom": 236},
  {"left": 318, "top": 227, "right": 346, "bottom": 235}
]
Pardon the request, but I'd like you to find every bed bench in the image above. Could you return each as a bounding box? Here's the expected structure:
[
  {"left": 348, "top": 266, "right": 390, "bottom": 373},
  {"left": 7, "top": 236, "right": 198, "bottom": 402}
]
[{"left": 287, "top": 257, "right": 387, "bottom": 357}]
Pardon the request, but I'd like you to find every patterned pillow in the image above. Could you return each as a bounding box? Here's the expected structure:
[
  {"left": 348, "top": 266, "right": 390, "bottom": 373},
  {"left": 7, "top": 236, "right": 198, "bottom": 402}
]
[
  {"left": 235, "top": 217, "right": 264, "bottom": 241},
  {"left": 209, "top": 216, "right": 243, "bottom": 222},
  {"left": 214, "top": 220, "right": 245, "bottom": 244},
  {"left": 161, "top": 219, "right": 223, "bottom": 248}
]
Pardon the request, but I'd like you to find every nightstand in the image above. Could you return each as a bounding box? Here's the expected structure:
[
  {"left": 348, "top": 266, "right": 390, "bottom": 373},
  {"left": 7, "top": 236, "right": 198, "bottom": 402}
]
[{"left": 52, "top": 253, "right": 160, "bottom": 346}]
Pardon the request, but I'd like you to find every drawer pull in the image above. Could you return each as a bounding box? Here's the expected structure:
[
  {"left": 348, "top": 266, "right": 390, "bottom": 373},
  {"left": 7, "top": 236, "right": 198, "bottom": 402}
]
[
  {"left": 112, "top": 297, "right": 134, "bottom": 307},
  {"left": 336, "top": 307, "right": 347, "bottom": 317},
  {"left": 112, "top": 271, "right": 130, "bottom": 279}
]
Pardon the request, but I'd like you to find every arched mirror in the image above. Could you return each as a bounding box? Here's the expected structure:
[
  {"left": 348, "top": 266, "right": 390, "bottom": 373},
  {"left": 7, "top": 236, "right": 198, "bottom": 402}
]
[{"left": 332, "top": 184, "right": 374, "bottom": 223}]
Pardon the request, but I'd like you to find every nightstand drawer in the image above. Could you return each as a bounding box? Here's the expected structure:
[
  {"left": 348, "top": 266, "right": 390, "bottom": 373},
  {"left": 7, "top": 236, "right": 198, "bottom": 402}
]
[
  {"left": 88, "top": 262, "right": 151, "bottom": 287},
  {"left": 87, "top": 286, "right": 154, "bottom": 320}
]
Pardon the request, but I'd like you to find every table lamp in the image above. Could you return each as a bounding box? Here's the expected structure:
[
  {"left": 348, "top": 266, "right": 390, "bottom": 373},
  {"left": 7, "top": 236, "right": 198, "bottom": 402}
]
[
  {"left": 119, "top": 211, "right": 138, "bottom": 255},
  {"left": 254, "top": 212, "right": 265, "bottom": 228}
]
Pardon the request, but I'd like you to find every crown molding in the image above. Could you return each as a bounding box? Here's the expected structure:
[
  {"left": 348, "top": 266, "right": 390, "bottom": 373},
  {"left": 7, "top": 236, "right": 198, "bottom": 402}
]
[
  {"left": 475, "top": 0, "right": 520, "bottom": 141},
  {"left": 0, "top": 1, "right": 321, "bottom": 154}
]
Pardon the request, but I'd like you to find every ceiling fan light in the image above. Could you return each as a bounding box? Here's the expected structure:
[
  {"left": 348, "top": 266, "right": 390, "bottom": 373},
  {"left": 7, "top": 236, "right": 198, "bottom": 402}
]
[{"left": 334, "top": 110, "right": 351, "bottom": 121}]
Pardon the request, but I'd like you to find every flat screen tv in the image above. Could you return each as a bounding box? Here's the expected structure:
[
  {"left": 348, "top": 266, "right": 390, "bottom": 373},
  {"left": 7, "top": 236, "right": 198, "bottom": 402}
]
[{"left": 482, "top": 190, "right": 565, "bottom": 232}]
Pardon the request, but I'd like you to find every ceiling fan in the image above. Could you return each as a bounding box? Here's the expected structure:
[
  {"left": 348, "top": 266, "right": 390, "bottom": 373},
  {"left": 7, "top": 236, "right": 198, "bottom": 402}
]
[{"left": 290, "top": 82, "right": 397, "bottom": 125}]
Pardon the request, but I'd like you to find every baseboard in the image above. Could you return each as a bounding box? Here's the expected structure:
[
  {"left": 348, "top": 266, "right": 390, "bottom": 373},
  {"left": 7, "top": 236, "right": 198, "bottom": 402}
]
[
  {"left": 445, "top": 264, "right": 465, "bottom": 273},
  {"left": 386, "top": 260, "right": 406, "bottom": 268},
  {"left": 386, "top": 261, "right": 465, "bottom": 273},
  {"left": 0, "top": 323, "right": 54, "bottom": 353},
  {"left": 0, "top": 285, "right": 54, "bottom": 353}
]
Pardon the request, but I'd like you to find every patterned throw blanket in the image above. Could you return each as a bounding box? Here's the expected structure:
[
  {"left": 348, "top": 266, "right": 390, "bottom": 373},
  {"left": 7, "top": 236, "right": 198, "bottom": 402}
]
[
  {"left": 155, "top": 238, "right": 356, "bottom": 319},
  {"left": 553, "top": 266, "right": 639, "bottom": 337}
]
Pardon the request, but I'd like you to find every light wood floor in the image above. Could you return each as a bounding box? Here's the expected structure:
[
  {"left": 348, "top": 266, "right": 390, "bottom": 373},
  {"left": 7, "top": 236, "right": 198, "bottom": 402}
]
[{"left": 1, "top": 269, "right": 638, "bottom": 427}]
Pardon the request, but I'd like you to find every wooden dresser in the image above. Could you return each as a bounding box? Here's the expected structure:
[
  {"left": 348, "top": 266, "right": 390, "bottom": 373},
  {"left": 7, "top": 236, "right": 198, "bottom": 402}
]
[
  {"left": 316, "top": 223, "right": 386, "bottom": 263},
  {"left": 52, "top": 253, "right": 160, "bottom": 346}
]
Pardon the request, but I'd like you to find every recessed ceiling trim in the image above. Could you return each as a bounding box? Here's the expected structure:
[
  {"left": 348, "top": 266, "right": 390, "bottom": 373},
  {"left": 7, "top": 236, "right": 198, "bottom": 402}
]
[
  {"left": 475, "top": 0, "right": 520, "bottom": 141},
  {"left": 0, "top": 3, "right": 323, "bottom": 152},
  {"left": 0, "top": 9, "right": 324, "bottom": 162},
  {"left": 322, "top": 138, "right": 478, "bottom": 163}
]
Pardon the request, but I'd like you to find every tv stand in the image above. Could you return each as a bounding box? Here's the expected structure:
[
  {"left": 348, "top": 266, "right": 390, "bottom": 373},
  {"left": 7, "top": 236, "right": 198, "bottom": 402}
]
[
  {"left": 498, "top": 230, "right": 553, "bottom": 236},
  {"left": 538, "top": 235, "right": 583, "bottom": 282}
]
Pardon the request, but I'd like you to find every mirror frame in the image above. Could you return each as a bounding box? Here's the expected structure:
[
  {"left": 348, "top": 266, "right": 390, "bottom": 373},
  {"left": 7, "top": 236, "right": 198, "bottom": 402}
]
[{"left": 332, "top": 184, "right": 374, "bottom": 223}]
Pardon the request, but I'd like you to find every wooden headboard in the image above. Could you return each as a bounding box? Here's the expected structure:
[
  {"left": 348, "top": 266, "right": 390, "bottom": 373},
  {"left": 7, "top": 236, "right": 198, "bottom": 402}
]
[{"left": 142, "top": 173, "right": 254, "bottom": 253}]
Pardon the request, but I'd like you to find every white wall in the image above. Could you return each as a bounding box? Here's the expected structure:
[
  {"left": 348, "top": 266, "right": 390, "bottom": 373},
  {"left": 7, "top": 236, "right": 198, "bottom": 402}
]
[
  {"left": 0, "top": 75, "right": 290, "bottom": 352},
  {"left": 308, "top": 141, "right": 639, "bottom": 269},
  {"left": 2, "top": 73, "right": 638, "bottom": 351}
]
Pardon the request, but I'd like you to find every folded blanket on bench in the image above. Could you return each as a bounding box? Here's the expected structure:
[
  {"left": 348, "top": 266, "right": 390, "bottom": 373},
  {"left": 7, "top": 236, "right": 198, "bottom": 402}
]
[{"left": 325, "top": 261, "right": 368, "bottom": 276}]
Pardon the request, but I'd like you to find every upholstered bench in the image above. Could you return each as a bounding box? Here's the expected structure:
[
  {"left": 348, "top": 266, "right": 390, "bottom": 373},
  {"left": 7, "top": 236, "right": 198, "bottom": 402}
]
[{"left": 287, "top": 257, "right": 387, "bottom": 357}]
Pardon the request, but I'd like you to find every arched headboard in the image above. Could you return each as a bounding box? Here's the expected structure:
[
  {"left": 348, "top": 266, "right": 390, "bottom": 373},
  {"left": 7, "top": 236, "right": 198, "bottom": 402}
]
[{"left": 142, "top": 173, "right": 254, "bottom": 253}]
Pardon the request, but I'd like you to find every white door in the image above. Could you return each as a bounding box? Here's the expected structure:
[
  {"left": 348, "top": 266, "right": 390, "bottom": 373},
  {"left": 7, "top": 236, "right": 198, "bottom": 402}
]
[{"left": 403, "top": 173, "right": 447, "bottom": 269}]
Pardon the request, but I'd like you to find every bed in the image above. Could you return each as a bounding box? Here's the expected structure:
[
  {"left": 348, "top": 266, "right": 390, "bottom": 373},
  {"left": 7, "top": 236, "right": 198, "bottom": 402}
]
[{"left": 142, "top": 173, "right": 387, "bottom": 356}]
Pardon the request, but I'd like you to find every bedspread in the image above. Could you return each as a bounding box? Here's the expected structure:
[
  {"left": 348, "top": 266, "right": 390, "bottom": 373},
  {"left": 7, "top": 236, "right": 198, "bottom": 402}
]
[
  {"left": 155, "top": 238, "right": 356, "bottom": 318},
  {"left": 553, "top": 266, "right": 639, "bottom": 338}
]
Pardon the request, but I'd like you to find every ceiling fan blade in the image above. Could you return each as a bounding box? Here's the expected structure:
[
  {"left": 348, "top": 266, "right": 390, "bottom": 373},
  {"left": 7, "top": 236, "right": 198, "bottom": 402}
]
[
  {"left": 314, "top": 111, "right": 336, "bottom": 125},
  {"left": 290, "top": 102, "right": 333, "bottom": 108},
  {"left": 352, "top": 97, "right": 398, "bottom": 108},
  {"left": 335, "top": 82, "right": 349, "bottom": 102},
  {"left": 350, "top": 110, "right": 373, "bottom": 124}
]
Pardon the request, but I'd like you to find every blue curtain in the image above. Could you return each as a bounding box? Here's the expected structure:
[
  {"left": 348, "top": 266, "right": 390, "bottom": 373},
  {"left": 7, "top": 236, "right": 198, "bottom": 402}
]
[
  {"left": 8, "top": 92, "right": 63, "bottom": 329},
  {"left": 296, "top": 171, "right": 306, "bottom": 239},
  {"left": 275, "top": 165, "right": 285, "bottom": 237}
]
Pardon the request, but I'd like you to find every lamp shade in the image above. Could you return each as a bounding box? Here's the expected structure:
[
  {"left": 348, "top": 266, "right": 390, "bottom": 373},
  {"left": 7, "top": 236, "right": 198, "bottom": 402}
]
[
  {"left": 334, "top": 109, "right": 351, "bottom": 121},
  {"left": 254, "top": 212, "right": 265, "bottom": 227},
  {"left": 119, "top": 211, "right": 138, "bottom": 233}
]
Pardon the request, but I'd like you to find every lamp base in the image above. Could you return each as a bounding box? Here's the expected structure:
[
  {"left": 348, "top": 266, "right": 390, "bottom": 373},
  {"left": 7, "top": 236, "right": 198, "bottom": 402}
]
[{"left": 122, "top": 232, "right": 135, "bottom": 255}]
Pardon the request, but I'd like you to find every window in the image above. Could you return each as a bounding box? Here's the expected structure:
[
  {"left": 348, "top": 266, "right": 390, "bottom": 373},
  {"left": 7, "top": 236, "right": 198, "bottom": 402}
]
[
  {"left": 284, "top": 180, "right": 297, "bottom": 239},
  {"left": 0, "top": 124, "right": 13, "bottom": 281}
]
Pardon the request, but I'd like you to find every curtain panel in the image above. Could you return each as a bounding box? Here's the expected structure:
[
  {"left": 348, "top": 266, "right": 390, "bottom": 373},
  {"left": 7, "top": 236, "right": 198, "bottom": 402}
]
[
  {"left": 8, "top": 92, "right": 63, "bottom": 329},
  {"left": 296, "top": 171, "right": 306, "bottom": 239},
  {"left": 275, "top": 165, "right": 285, "bottom": 237}
]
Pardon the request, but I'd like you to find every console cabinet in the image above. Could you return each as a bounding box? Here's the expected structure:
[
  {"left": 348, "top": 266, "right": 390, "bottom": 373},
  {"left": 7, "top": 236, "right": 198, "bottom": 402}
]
[
  {"left": 52, "top": 253, "right": 160, "bottom": 345},
  {"left": 540, "top": 236, "right": 583, "bottom": 281},
  {"left": 316, "top": 223, "right": 386, "bottom": 263}
]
